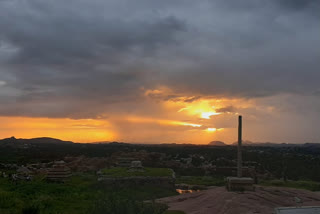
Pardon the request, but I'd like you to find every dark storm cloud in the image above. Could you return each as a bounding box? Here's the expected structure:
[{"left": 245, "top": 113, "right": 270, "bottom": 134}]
[
  {"left": 214, "top": 0, "right": 320, "bottom": 14},
  {"left": 3, "top": 16, "right": 186, "bottom": 65},
  {"left": 277, "top": 0, "right": 320, "bottom": 11},
  {"left": 0, "top": 0, "right": 319, "bottom": 118},
  {"left": 216, "top": 106, "right": 236, "bottom": 113}
]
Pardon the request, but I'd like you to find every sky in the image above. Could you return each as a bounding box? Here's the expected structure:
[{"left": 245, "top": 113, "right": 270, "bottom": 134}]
[{"left": 0, "top": 0, "right": 319, "bottom": 144}]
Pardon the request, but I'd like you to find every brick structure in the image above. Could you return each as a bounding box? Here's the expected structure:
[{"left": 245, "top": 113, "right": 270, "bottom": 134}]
[{"left": 47, "top": 161, "right": 71, "bottom": 182}]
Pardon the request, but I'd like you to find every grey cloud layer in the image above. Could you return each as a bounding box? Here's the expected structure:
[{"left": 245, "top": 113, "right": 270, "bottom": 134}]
[{"left": 0, "top": 0, "right": 319, "bottom": 118}]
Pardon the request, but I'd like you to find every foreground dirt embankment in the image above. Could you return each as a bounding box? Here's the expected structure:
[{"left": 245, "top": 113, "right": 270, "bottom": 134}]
[{"left": 157, "top": 186, "right": 320, "bottom": 214}]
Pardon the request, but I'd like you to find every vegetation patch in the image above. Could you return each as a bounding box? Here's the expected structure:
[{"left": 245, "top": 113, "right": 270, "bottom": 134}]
[
  {"left": 101, "top": 167, "right": 173, "bottom": 177},
  {"left": 0, "top": 175, "right": 177, "bottom": 214},
  {"left": 260, "top": 179, "right": 320, "bottom": 191}
]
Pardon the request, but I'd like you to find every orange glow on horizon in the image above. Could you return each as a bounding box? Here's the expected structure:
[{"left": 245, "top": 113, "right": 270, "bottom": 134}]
[
  {"left": 0, "top": 91, "right": 249, "bottom": 144},
  {"left": 0, "top": 116, "right": 116, "bottom": 143},
  {"left": 125, "top": 116, "right": 202, "bottom": 128}
]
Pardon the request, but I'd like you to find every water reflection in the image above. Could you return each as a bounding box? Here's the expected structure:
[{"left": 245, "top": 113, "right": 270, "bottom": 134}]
[{"left": 176, "top": 189, "right": 201, "bottom": 194}]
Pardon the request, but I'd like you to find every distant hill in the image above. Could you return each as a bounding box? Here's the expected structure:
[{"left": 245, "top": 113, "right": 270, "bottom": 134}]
[
  {"left": 231, "top": 140, "right": 320, "bottom": 148},
  {"left": 232, "top": 140, "right": 289, "bottom": 147},
  {"left": 0, "top": 136, "right": 73, "bottom": 147},
  {"left": 209, "top": 141, "right": 226, "bottom": 146},
  {"left": 232, "top": 140, "right": 256, "bottom": 146},
  {"left": 90, "top": 141, "right": 111, "bottom": 144},
  {"left": 0, "top": 137, "right": 319, "bottom": 148}
]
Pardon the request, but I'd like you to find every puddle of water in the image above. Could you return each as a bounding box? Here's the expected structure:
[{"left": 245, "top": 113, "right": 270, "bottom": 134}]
[{"left": 176, "top": 189, "right": 201, "bottom": 194}]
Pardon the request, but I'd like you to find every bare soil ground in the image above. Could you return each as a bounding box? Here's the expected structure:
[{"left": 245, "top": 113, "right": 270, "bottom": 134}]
[{"left": 157, "top": 186, "right": 320, "bottom": 214}]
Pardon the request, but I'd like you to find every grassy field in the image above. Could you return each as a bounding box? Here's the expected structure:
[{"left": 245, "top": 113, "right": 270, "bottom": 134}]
[
  {"left": 176, "top": 176, "right": 225, "bottom": 187},
  {"left": 260, "top": 179, "right": 320, "bottom": 191},
  {"left": 101, "top": 167, "right": 173, "bottom": 177},
  {"left": 0, "top": 174, "right": 177, "bottom": 214}
]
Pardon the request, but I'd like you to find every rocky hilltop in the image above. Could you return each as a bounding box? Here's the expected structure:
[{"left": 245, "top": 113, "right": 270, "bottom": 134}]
[{"left": 208, "top": 141, "right": 226, "bottom": 146}]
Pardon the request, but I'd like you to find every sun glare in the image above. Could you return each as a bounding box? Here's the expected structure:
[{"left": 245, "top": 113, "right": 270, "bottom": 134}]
[
  {"left": 172, "top": 99, "right": 223, "bottom": 119},
  {"left": 181, "top": 123, "right": 202, "bottom": 128},
  {"left": 206, "top": 128, "right": 224, "bottom": 132},
  {"left": 126, "top": 116, "right": 202, "bottom": 128},
  {"left": 201, "top": 112, "right": 221, "bottom": 119}
]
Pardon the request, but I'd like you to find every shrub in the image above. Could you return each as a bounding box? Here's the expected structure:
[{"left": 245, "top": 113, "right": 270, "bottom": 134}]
[
  {"left": 22, "top": 205, "right": 40, "bottom": 214},
  {"left": 91, "top": 192, "right": 168, "bottom": 214}
]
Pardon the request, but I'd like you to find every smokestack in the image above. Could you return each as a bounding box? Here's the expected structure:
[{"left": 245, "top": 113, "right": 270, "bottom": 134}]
[{"left": 237, "top": 115, "right": 242, "bottom": 177}]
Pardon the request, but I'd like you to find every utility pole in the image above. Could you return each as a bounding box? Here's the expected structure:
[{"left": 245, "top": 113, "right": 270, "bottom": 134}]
[
  {"left": 237, "top": 115, "right": 242, "bottom": 178},
  {"left": 227, "top": 115, "right": 254, "bottom": 191}
]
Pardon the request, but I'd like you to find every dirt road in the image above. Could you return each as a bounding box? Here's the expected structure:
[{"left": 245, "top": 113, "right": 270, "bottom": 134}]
[{"left": 157, "top": 186, "right": 320, "bottom": 214}]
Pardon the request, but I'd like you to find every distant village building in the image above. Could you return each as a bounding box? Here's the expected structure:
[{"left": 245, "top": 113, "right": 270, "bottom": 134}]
[
  {"left": 211, "top": 166, "right": 256, "bottom": 178},
  {"left": 116, "top": 158, "right": 137, "bottom": 167},
  {"left": 15, "top": 166, "right": 33, "bottom": 181},
  {"left": 0, "top": 163, "right": 18, "bottom": 170},
  {"left": 47, "top": 161, "right": 71, "bottom": 182},
  {"left": 0, "top": 171, "right": 5, "bottom": 178},
  {"left": 180, "top": 158, "right": 192, "bottom": 165},
  {"left": 128, "top": 161, "right": 144, "bottom": 172}
]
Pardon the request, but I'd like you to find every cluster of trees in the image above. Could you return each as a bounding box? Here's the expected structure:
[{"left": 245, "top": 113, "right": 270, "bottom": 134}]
[{"left": 1, "top": 140, "right": 320, "bottom": 181}]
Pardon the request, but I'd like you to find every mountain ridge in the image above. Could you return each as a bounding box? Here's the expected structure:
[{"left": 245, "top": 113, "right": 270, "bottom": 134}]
[{"left": 0, "top": 137, "right": 319, "bottom": 148}]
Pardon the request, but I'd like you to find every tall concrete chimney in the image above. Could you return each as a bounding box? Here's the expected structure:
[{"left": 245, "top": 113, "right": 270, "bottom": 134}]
[{"left": 237, "top": 115, "right": 242, "bottom": 177}]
